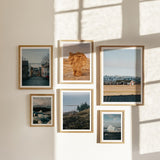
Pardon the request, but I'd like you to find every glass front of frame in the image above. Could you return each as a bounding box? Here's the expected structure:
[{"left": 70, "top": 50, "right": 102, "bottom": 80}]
[
  {"left": 30, "top": 94, "right": 54, "bottom": 127},
  {"left": 100, "top": 46, "right": 144, "bottom": 105},
  {"left": 59, "top": 90, "right": 93, "bottom": 132},
  {"left": 59, "top": 40, "right": 93, "bottom": 84},
  {"left": 100, "top": 110, "right": 124, "bottom": 143},
  {"left": 19, "top": 46, "right": 53, "bottom": 89}
]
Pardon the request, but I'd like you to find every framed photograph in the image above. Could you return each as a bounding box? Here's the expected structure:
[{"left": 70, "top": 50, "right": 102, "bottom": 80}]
[
  {"left": 99, "top": 46, "right": 144, "bottom": 106},
  {"left": 59, "top": 40, "right": 93, "bottom": 84},
  {"left": 59, "top": 89, "right": 93, "bottom": 133},
  {"left": 30, "top": 94, "right": 54, "bottom": 127},
  {"left": 99, "top": 110, "right": 125, "bottom": 144},
  {"left": 19, "top": 45, "right": 53, "bottom": 89}
]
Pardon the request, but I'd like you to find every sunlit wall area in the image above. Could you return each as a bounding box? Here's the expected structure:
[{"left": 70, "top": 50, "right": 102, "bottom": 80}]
[
  {"left": 138, "top": 47, "right": 160, "bottom": 157},
  {"left": 83, "top": 0, "right": 122, "bottom": 8},
  {"left": 55, "top": 12, "right": 78, "bottom": 40},
  {"left": 138, "top": 83, "right": 160, "bottom": 156},
  {"left": 139, "top": 83, "right": 160, "bottom": 122},
  {"left": 54, "top": 1, "right": 131, "bottom": 160},
  {"left": 140, "top": 0, "right": 160, "bottom": 35},
  {"left": 54, "top": 0, "right": 79, "bottom": 12},
  {"left": 140, "top": 121, "right": 160, "bottom": 154},
  {"left": 144, "top": 48, "right": 160, "bottom": 83},
  {"left": 139, "top": 48, "right": 160, "bottom": 123},
  {"left": 81, "top": 6, "right": 122, "bottom": 41}
]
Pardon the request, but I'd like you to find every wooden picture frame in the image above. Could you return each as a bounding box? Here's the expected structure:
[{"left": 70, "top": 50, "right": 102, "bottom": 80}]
[
  {"left": 59, "top": 40, "right": 94, "bottom": 84},
  {"left": 30, "top": 94, "right": 54, "bottom": 127},
  {"left": 99, "top": 110, "right": 125, "bottom": 144},
  {"left": 19, "top": 45, "right": 53, "bottom": 89},
  {"left": 59, "top": 89, "right": 94, "bottom": 133},
  {"left": 99, "top": 46, "right": 144, "bottom": 106}
]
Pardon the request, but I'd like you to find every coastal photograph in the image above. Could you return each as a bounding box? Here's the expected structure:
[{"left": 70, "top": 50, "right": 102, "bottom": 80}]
[
  {"left": 100, "top": 111, "right": 124, "bottom": 143},
  {"left": 100, "top": 46, "right": 144, "bottom": 105},
  {"left": 30, "top": 94, "right": 54, "bottom": 127},
  {"left": 19, "top": 46, "right": 52, "bottom": 89},
  {"left": 60, "top": 90, "right": 93, "bottom": 132},
  {"left": 59, "top": 41, "right": 93, "bottom": 83}
]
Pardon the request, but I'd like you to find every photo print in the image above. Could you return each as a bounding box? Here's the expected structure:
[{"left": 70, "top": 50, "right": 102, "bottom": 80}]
[
  {"left": 59, "top": 40, "right": 93, "bottom": 84},
  {"left": 100, "top": 46, "right": 144, "bottom": 105},
  {"left": 59, "top": 89, "right": 93, "bottom": 133}
]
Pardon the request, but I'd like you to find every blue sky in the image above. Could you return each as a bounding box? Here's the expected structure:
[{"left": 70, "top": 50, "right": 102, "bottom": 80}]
[
  {"left": 22, "top": 48, "right": 49, "bottom": 64},
  {"left": 63, "top": 92, "right": 90, "bottom": 106},
  {"left": 103, "top": 114, "right": 121, "bottom": 128},
  {"left": 103, "top": 48, "right": 141, "bottom": 77}
]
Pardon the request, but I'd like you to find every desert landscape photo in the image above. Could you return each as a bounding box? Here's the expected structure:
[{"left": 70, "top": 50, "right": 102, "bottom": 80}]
[
  {"left": 61, "top": 41, "right": 92, "bottom": 81},
  {"left": 63, "top": 57, "right": 90, "bottom": 80}
]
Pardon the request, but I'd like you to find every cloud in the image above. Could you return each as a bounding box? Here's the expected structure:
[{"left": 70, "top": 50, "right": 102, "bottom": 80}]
[{"left": 33, "top": 97, "right": 51, "bottom": 106}]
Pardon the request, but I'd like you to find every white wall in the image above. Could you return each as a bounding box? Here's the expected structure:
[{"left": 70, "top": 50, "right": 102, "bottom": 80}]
[{"left": 0, "top": 0, "right": 160, "bottom": 160}]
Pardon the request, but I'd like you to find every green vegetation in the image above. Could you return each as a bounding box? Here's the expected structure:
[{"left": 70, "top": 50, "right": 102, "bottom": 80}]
[
  {"left": 77, "top": 102, "right": 90, "bottom": 112},
  {"left": 63, "top": 105, "right": 90, "bottom": 129}
]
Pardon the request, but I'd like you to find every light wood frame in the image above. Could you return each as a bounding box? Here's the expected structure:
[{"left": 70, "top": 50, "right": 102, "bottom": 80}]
[
  {"left": 99, "top": 45, "right": 144, "bottom": 106},
  {"left": 58, "top": 89, "right": 94, "bottom": 133},
  {"left": 99, "top": 110, "right": 125, "bottom": 144},
  {"left": 58, "top": 40, "right": 94, "bottom": 84},
  {"left": 19, "top": 45, "right": 53, "bottom": 89},
  {"left": 30, "top": 94, "right": 54, "bottom": 127}
]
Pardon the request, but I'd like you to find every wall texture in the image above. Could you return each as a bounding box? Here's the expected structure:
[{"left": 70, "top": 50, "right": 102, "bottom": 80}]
[{"left": 0, "top": 0, "right": 160, "bottom": 160}]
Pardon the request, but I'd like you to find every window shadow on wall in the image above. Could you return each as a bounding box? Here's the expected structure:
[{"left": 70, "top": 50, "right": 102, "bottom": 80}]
[{"left": 53, "top": 0, "right": 160, "bottom": 160}]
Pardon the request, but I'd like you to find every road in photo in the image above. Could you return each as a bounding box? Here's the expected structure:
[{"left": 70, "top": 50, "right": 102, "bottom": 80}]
[{"left": 22, "top": 48, "right": 50, "bottom": 86}]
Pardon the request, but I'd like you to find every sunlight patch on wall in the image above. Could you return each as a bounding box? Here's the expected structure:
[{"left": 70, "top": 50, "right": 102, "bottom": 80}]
[
  {"left": 83, "top": 0, "right": 122, "bottom": 8},
  {"left": 81, "top": 6, "right": 122, "bottom": 41},
  {"left": 139, "top": 48, "right": 160, "bottom": 122},
  {"left": 140, "top": 121, "right": 160, "bottom": 154},
  {"left": 140, "top": 0, "right": 160, "bottom": 35},
  {"left": 54, "top": 0, "right": 79, "bottom": 12},
  {"left": 55, "top": 12, "right": 78, "bottom": 40},
  {"left": 139, "top": 83, "right": 160, "bottom": 122},
  {"left": 144, "top": 48, "right": 160, "bottom": 83}
]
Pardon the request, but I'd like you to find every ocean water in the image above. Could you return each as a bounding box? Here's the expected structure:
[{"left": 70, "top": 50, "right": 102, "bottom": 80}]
[
  {"left": 103, "top": 132, "right": 121, "bottom": 140},
  {"left": 63, "top": 105, "right": 78, "bottom": 113}
]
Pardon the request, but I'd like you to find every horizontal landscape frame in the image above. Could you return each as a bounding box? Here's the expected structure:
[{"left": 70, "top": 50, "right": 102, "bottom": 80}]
[
  {"left": 58, "top": 40, "right": 94, "bottom": 84},
  {"left": 99, "top": 45, "right": 144, "bottom": 106},
  {"left": 58, "top": 89, "right": 94, "bottom": 133}
]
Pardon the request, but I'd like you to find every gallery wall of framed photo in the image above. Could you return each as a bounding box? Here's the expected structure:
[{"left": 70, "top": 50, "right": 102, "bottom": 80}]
[
  {"left": 2, "top": 1, "right": 160, "bottom": 160},
  {"left": 18, "top": 42, "right": 144, "bottom": 144}
]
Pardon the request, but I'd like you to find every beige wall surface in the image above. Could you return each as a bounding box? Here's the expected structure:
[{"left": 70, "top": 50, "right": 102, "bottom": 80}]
[{"left": 0, "top": 0, "right": 160, "bottom": 160}]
